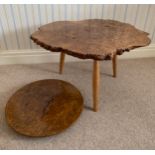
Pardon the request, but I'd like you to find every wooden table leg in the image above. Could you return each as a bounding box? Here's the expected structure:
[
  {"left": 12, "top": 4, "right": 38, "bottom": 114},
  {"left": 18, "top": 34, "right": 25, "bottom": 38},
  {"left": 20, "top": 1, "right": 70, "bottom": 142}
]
[
  {"left": 93, "top": 60, "right": 100, "bottom": 112},
  {"left": 112, "top": 54, "right": 117, "bottom": 77},
  {"left": 59, "top": 52, "right": 65, "bottom": 74}
]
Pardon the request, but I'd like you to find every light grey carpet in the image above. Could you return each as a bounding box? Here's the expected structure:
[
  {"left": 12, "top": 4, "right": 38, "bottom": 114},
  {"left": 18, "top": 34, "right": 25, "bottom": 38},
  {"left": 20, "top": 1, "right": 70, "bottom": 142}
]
[{"left": 0, "top": 58, "right": 155, "bottom": 150}]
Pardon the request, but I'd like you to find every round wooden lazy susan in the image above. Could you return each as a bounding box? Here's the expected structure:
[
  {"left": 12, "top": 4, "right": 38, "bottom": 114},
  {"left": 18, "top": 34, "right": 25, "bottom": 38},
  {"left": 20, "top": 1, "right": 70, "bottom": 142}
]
[{"left": 5, "top": 79, "right": 83, "bottom": 137}]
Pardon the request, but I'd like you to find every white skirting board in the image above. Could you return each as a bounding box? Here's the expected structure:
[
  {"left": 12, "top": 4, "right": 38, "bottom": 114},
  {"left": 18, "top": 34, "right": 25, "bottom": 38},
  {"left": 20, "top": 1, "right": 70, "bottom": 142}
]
[{"left": 0, "top": 44, "right": 155, "bottom": 65}]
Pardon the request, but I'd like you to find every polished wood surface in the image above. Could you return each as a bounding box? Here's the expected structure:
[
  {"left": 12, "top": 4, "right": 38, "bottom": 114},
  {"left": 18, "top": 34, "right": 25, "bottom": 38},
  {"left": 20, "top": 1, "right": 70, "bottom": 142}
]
[
  {"left": 59, "top": 52, "right": 65, "bottom": 74},
  {"left": 31, "top": 19, "right": 150, "bottom": 60},
  {"left": 93, "top": 61, "right": 100, "bottom": 112},
  {"left": 5, "top": 79, "right": 83, "bottom": 137},
  {"left": 112, "top": 54, "right": 117, "bottom": 78}
]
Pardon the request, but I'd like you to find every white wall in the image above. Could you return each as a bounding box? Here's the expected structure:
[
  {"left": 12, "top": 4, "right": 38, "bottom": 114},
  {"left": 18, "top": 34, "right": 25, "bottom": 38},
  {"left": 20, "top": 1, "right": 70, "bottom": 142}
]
[{"left": 0, "top": 4, "right": 155, "bottom": 50}]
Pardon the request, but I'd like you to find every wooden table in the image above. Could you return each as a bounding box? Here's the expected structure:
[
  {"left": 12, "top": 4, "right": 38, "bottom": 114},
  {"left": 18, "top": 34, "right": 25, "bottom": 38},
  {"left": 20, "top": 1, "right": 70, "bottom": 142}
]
[
  {"left": 31, "top": 19, "right": 150, "bottom": 112},
  {"left": 5, "top": 79, "right": 83, "bottom": 137}
]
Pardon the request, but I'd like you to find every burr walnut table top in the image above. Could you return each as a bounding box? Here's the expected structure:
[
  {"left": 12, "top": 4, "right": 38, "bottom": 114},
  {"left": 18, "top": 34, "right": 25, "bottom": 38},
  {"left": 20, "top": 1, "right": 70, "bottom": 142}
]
[
  {"left": 31, "top": 19, "right": 150, "bottom": 60},
  {"left": 5, "top": 79, "right": 83, "bottom": 137}
]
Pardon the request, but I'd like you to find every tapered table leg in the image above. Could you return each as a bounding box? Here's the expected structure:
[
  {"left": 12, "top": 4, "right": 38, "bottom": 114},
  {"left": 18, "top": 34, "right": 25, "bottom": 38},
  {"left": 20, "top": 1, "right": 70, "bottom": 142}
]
[
  {"left": 59, "top": 52, "right": 65, "bottom": 74},
  {"left": 93, "top": 60, "right": 100, "bottom": 112},
  {"left": 112, "top": 54, "right": 117, "bottom": 77}
]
